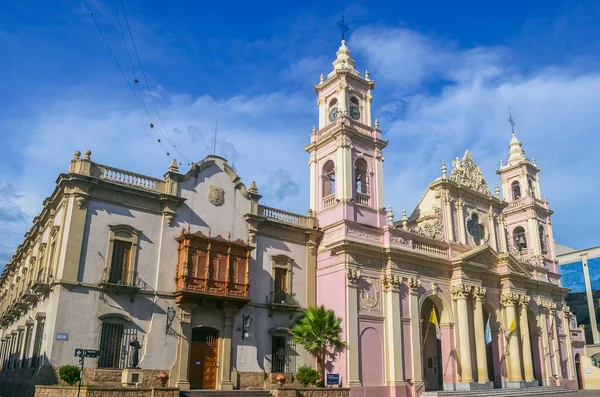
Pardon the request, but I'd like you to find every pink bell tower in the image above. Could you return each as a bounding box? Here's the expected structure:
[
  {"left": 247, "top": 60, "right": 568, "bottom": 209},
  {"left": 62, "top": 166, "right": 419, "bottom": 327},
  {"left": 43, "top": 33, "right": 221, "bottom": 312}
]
[
  {"left": 497, "top": 127, "right": 558, "bottom": 272},
  {"left": 305, "top": 40, "right": 388, "bottom": 229}
]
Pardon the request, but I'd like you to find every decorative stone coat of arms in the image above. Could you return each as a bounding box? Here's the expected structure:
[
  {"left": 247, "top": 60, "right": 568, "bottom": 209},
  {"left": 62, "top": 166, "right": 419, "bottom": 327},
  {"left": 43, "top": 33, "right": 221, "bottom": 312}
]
[
  {"left": 359, "top": 277, "right": 380, "bottom": 312},
  {"left": 208, "top": 186, "right": 225, "bottom": 206},
  {"left": 450, "top": 150, "right": 491, "bottom": 196}
]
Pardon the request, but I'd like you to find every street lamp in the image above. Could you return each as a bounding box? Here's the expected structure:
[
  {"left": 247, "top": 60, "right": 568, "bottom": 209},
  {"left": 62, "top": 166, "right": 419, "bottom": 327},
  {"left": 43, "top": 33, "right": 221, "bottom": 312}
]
[
  {"left": 242, "top": 314, "right": 252, "bottom": 340},
  {"left": 166, "top": 307, "right": 176, "bottom": 335}
]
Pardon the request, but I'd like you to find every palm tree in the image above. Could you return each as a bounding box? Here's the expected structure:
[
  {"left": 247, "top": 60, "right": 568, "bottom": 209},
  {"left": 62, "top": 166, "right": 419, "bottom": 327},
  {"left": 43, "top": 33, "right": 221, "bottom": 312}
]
[{"left": 292, "top": 305, "right": 347, "bottom": 382}]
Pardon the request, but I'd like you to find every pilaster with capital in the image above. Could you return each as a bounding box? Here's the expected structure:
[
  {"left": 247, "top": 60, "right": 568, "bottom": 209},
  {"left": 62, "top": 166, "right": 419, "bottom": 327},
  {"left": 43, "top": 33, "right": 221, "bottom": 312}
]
[
  {"left": 549, "top": 304, "right": 562, "bottom": 381},
  {"left": 537, "top": 301, "right": 553, "bottom": 385},
  {"left": 452, "top": 284, "right": 474, "bottom": 382},
  {"left": 518, "top": 295, "right": 535, "bottom": 381},
  {"left": 498, "top": 215, "right": 508, "bottom": 253},
  {"left": 488, "top": 210, "right": 498, "bottom": 251},
  {"left": 562, "top": 305, "right": 575, "bottom": 380},
  {"left": 472, "top": 287, "right": 489, "bottom": 383},
  {"left": 500, "top": 292, "right": 523, "bottom": 381},
  {"left": 346, "top": 268, "right": 361, "bottom": 386},
  {"left": 382, "top": 272, "right": 404, "bottom": 385},
  {"left": 175, "top": 304, "right": 194, "bottom": 389},
  {"left": 409, "top": 277, "right": 422, "bottom": 382},
  {"left": 456, "top": 198, "right": 467, "bottom": 244}
]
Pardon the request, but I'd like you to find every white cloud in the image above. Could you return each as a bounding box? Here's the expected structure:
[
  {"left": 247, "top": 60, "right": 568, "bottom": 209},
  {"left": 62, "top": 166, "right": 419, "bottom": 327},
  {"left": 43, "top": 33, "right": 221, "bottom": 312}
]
[
  {"left": 353, "top": 26, "right": 600, "bottom": 249},
  {"left": 3, "top": 23, "right": 600, "bottom": 268}
]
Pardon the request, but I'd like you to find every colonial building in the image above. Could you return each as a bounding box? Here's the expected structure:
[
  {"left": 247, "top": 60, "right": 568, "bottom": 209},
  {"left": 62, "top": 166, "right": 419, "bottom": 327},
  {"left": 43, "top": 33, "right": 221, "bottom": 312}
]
[
  {"left": 0, "top": 39, "right": 584, "bottom": 397},
  {"left": 0, "top": 152, "right": 320, "bottom": 394}
]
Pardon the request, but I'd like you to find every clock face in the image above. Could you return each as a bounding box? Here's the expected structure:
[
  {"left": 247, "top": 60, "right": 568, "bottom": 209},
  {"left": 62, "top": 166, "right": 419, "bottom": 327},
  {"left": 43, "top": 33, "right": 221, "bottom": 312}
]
[
  {"left": 350, "top": 105, "right": 360, "bottom": 120},
  {"left": 329, "top": 107, "right": 339, "bottom": 122}
]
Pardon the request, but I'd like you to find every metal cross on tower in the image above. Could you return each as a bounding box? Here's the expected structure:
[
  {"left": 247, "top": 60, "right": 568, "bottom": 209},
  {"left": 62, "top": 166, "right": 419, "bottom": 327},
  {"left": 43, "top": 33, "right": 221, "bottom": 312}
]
[
  {"left": 508, "top": 106, "right": 516, "bottom": 134},
  {"left": 337, "top": 15, "right": 349, "bottom": 41}
]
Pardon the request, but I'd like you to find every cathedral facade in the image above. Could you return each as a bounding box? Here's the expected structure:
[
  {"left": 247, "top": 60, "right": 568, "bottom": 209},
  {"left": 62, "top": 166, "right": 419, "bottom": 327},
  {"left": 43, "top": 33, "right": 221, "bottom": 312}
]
[
  {"left": 310, "top": 41, "right": 583, "bottom": 396},
  {"left": 0, "top": 40, "right": 583, "bottom": 397}
]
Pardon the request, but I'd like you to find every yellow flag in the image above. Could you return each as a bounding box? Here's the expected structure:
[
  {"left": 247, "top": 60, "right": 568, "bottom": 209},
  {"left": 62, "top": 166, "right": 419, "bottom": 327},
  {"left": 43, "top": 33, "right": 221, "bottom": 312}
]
[
  {"left": 430, "top": 309, "right": 441, "bottom": 340},
  {"left": 430, "top": 308, "right": 438, "bottom": 326},
  {"left": 509, "top": 316, "right": 517, "bottom": 332}
]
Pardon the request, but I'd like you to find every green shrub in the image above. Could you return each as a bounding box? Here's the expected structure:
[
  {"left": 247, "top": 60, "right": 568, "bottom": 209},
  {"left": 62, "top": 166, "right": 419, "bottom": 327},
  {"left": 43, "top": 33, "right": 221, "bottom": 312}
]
[
  {"left": 59, "top": 365, "right": 81, "bottom": 386},
  {"left": 295, "top": 365, "right": 321, "bottom": 386}
]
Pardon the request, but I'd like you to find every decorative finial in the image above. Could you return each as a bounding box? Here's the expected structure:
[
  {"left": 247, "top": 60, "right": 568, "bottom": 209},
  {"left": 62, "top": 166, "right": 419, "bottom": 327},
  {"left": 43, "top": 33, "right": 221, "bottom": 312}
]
[
  {"left": 441, "top": 160, "right": 447, "bottom": 179},
  {"left": 508, "top": 106, "right": 516, "bottom": 134},
  {"left": 249, "top": 181, "right": 258, "bottom": 194},
  {"left": 84, "top": 150, "right": 92, "bottom": 161},
  {"left": 375, "top": 118, "right": 379, "bottom": 129},
  {"left": 207, "top": 227, "right": 211, "bottom": 237},
  {"left": 337, "top": 15, "right": 349, "bottom": 41},
  {"left": 319, "top": 73, "right": 324, "bottom": 84},
  {"left": 169, "top": 158, "right": 179, "bottom": 173},
  {"left": 312, "top": 126, "right": 317, "bottom": 134},
  {"left": 495, "top": 183, "right": 500, "bottom": 197},
  {"left": 499, "top": 159, "right": 504, "bottom": 167},
  {"left": 532, "top": 158, "right": 536, "bottom": 166},
  {"left": 387, "top": 205, "right": 394, "bottom": 224},
  {"left": 401, "top": 209, "right": 408, "bottom": 230},
  {"left": 365, "top": 70, "right": 370, "bottom": 81},
  {"left": 73, "top": 150, "right": 81, "bottom": 159}
]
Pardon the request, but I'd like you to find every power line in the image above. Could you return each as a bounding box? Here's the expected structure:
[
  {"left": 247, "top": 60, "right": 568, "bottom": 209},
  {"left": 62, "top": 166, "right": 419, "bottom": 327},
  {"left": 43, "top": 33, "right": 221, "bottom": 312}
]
[
  {"left": 83, "top": 0, "right": 177, "bottom": 159},
  {"left": 118, "top": 0, "right": 191, "bottom": 164}
]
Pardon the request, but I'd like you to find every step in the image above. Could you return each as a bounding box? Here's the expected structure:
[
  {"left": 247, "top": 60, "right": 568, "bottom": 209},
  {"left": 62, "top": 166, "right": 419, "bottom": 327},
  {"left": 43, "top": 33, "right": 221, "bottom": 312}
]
[
  {"left": 180, "top": 391, "right": 274, "bottom": 397},
  {"left": 421, "top": 386, "right": 571, "bottom": 397}
]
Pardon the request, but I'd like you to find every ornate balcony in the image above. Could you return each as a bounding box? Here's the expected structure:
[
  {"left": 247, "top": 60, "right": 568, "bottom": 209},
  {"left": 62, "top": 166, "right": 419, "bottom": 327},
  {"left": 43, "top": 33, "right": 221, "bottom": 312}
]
[
  {"left": 175, "top": 230, "right": 253, "bottom": 307},
  {"left": 267, "top": 290, "right": 300, "bottom": 317}
]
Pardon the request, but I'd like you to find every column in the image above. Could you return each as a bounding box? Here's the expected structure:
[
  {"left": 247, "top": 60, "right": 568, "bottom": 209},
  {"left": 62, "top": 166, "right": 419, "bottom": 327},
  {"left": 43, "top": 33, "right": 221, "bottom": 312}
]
[
  {"left": 527, "top": 216, "right": 541, "bottom": 256},
  {"left": 473, "top": 287, "right": 489, "bottom": 383},
  {"left": 488, "top": 211, "right": 498, "bottom": 252},
  {"left": 409, "top": 277, "right": 423, "bottom": 383},
  {"left": 452, "top": 284, "right": 474, "bottom": 383},
  {"left": 339, "top": 83, "right": 348, "bottom": 113},
  {"left": 519, "top": 296, "right": 535, "bottom": 382},
  {"left": 581, "top": 254, "right": 600, "bottom": 343},
  {"left": 444, "top": 196, "right": 455, "bottom": 242},
  {"left": 383, "top": 273, "right": 404, "bottom": 386},
  {"left": 346, "top": 268, "right": 361, "bottom": 386},
  {"left": 550, "top": 305, "right": 562, "bottom": 381},
  {"left": 374, "top": 149, "right": 385, "bottom": 211},
  {"left": 309, "top": 155, "right": 317, "bottom": 212},
  {"left": 539, "top": 305, "right": 553, "bottom": 385},
  {"left": 456, "top": 199, "right": 466, "bottom": 244},
  {"left": 499, "top": 215, "right": 508, "bottom": 253},
  {"left": 219, "top": 309, "right": 235, "bottom": 390},
  {"left": 501, "top": 293, "right": 523, "bottom": 381},
  {"left": 176, "top": 304, "right": 194, "bottom": 390},
  {"left": 562, "top": 307, "right": 575, "bottom": 380}
]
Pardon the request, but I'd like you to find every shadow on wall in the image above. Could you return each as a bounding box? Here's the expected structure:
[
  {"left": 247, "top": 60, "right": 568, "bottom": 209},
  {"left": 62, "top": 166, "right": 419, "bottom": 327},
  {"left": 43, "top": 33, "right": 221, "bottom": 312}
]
[{"left": 0, "top": 354, "right": 57, "bottom": 397}]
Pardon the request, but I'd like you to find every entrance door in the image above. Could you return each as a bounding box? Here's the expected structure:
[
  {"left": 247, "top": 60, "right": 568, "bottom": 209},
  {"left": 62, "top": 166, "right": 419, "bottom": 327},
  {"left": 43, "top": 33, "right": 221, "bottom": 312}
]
[{"left": 189, "top": 327, "right": 219, "bottom": 389}]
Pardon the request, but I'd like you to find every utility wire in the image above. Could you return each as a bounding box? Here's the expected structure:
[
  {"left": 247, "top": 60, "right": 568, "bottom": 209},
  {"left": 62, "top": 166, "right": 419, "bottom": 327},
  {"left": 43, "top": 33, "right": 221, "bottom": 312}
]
[
  {"left": 119, "top": 0, "right": 191, "bottom": 164},
  {"left": 112, "top": 0, "right": 144, "bottom": 101},
  {"left": 83, "top": 0, "right": 175, "bottom": 159}
]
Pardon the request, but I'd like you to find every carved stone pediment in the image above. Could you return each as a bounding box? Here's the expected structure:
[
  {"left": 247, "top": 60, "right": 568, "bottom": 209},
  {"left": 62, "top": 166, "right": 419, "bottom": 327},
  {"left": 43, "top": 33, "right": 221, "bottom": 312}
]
[
  {"left": 450, "top": 150, "right": 491, "bottom": 196},
  {"left": 453, "top": 245, "right": 497, "bottom": 268}
]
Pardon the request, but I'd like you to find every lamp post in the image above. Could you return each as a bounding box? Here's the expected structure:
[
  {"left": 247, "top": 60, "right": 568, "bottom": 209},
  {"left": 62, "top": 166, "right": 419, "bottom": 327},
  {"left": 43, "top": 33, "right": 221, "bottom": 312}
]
[
  {"left": 166, "top": 307, "right": 176, "bottom": 335},
  {"left": 242, "top": 314, "right": 252, "bottom": 340}
]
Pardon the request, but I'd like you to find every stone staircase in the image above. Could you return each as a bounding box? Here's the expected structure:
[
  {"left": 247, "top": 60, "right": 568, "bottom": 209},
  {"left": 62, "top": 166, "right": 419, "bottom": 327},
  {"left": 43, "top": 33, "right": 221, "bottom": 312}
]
[
  {"left": 180, "top": 391, "right": 274, "bottom": 397},
  {"left": 421, "top": 386, "right": 572, "bottom": 397}
]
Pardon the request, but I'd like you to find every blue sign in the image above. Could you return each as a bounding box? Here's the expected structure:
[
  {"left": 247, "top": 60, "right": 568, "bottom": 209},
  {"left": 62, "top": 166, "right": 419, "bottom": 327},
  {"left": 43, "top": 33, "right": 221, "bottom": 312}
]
[
  {"left": 326, "top": 373, "right": 340, "bottom": 386},
  {"left": 56, "top": 333, "right": 68, "bottom": 341}
]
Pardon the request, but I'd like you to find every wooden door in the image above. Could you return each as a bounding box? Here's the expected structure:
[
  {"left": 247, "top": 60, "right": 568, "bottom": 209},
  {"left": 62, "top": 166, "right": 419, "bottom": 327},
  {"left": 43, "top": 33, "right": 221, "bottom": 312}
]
[{"left": 189, "top": 327, "right": 219, "bottom": 389}]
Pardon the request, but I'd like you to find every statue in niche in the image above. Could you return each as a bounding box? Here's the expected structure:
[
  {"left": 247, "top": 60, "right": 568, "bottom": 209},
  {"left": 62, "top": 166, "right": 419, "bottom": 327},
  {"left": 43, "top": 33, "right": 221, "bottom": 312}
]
[{"left": 129, "top": 337, "right": 142, "bottom": 368}]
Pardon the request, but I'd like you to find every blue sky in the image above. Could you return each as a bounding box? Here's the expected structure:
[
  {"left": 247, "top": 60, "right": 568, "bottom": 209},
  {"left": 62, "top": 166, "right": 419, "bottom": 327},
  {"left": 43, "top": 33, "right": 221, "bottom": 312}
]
[{"left": 1, "top": 0, "right": 600, "bottom": 266}]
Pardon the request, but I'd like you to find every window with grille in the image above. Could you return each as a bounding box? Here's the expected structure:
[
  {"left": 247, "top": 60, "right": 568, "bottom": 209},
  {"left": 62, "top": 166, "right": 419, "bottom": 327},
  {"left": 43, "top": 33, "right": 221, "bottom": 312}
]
[
  {"left": 99, "top": 318, "right": 125, "bottom": 368},
  {"left": 98, "top": 317, "right": 137, "bottom": 369},
  {"left": 21, "top": 325, "right": 33, "bottom": 368},
  {"left": 109, "top": 240, "right": 132, "bottom": 284},
  {"left": 14, "top": 330, "right": 23, "bottom": 369},
  {"left": 271, "top": 334, "right": 296, "bottom": 373},
  {"left": 31, "top": 319, "right": 45, "bottom": 367}
]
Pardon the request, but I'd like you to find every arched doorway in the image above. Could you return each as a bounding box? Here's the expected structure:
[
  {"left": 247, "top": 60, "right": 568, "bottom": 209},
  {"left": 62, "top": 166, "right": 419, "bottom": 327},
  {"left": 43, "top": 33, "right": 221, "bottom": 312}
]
[
  {"left": 575, "top": 354, "right": 583, "bottom": 390},
  {"left": 422, "top": 298, "right": 443, "bottom": 391},
  {"left": 190, "top": 327, "right": 219, "bottom": 389}
]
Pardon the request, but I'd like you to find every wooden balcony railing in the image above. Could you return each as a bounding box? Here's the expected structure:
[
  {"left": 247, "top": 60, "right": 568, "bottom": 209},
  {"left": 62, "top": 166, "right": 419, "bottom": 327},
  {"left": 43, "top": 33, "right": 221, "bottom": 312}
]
[{"left": 175, "top": 230, "right": 253, "bottom": 305}]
